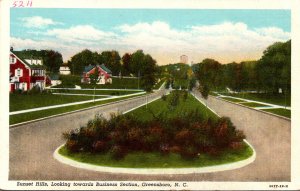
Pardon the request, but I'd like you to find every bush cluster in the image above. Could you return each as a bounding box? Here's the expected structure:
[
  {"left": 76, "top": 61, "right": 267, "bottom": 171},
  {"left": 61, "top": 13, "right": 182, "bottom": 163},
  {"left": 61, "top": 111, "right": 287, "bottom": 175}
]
[
  {"left": 11, "top": 85, "right": 51, "bottom": 95},
  {"left": 63, "top": 110, "right": 245, "bottom": 160}
]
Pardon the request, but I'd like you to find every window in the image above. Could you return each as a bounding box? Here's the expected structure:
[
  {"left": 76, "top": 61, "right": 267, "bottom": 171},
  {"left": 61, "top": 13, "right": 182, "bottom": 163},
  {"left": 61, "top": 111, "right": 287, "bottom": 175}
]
[
  {"left": 10, "top": 56, "right": 16, "bottom": 64},
  {"left": 15, "top": 68, "right": 23, "bottom": 77}
]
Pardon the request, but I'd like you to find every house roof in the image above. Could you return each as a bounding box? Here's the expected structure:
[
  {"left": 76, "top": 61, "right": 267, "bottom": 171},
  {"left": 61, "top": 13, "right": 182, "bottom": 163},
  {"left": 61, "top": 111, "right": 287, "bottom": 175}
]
[
  {"left": 83, "top": 65, "right": 95, "bottom": 73},
  {"left": 100, "top": 64, "right": 112, "bottom": 74},
  {"left": 84, "top": 64, "right": 112, "bottom": 74},
  {"left": 11, "top": 51, "right": 46, "bottom": 69}
]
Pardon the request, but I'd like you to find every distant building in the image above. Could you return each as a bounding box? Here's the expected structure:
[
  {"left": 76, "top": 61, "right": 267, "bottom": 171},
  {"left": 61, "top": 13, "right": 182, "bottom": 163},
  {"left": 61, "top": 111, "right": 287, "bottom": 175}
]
[
  {"left": 81, "top": 64, "right": 112, "bottom": 84},
  {"left": 9, "top": 51, "right": 46, "bottom": 92},
  {"left": 59, "top": 66, "right": 71, "bottom": 75},
  {"left": 180, "top": 55, "right": 188, "bottom": 64},
  {"left": 49, "top": 74, "right": 61, "bottom": 86}
]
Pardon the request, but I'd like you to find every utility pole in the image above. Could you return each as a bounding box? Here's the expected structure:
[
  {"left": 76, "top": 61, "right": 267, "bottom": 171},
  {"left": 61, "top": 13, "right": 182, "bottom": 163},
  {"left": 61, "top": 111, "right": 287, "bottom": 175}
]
[{"left": 138, "top": 70, "right": 140, "bottom": 89}]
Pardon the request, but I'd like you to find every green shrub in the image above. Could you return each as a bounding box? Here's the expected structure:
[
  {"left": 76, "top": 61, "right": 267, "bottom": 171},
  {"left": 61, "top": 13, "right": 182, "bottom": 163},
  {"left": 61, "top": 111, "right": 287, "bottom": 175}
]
[
  {"left": 92, "top": 140, "right": 107, "bottom": 153},
  {"left": 110, "top": 145, "right": 128, "bottom": 160},
  {"left": 65, "top": 140, "right": 80, "bottom": 153},
  {"left": 62, "top": 108, "right": 245, "bottom": 160}
]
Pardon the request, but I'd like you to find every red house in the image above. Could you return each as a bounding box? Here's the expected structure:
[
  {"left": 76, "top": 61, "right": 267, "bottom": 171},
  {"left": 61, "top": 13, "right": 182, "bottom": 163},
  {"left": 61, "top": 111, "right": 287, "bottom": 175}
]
[
  {"left": 81, "top": 64, "right": 112, "bottom": 84},
  {"left": 9, "top": 51, "right": 46, "bottom": 92}
]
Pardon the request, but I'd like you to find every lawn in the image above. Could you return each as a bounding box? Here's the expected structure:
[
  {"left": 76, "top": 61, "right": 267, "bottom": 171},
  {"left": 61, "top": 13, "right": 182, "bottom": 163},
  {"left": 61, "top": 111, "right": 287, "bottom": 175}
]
[
  {"left": 50, "top": 89, "right": 140, "bottom": 96},
  {"left": 9, "top": 93, "right": 145, "bottom": 125},
  {"left": 221, "top": 97, "right": 243, "bottom": 103},
  {"left": 58, "top": 91, "right": 254, "bottom": 169},
  {"left": 127, "top": 93, "right": 218, "bottom": 122},
  {"left": 51, "top": 75, "right": 81, "bottom": 88},
  {"left": 223, "top": 93, "right": 291, "bottom": 106},
  {"left": 240, "top": 102, "right": 269, "bottom": 108},
  {"left": 261, "top": 108, "right": 291, "bottom": 118},
  {"left": 58, "top": 141, "right": 253, "bottom": 168},
  {"left": 80, "top": 77, "right": 141, "bottom": 89},
  {"left": 173, "top": 79, "right": 189, "bottom": 89},
  {"left": 10, "top": 93, "right": 93, "bottom": 112}
]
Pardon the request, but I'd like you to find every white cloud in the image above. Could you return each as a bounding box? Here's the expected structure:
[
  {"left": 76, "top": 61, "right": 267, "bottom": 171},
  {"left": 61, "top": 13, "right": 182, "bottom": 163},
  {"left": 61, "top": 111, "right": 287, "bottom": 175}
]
[
  {"left": 115, "top": 21, "right": 290, "bottom": 64},
  {"left": 11, "top": 21, "right": 291, "bottom": 64},
  {"left": 20, "top": 16, "right": 61, "bottom": 28},
  {"left": 46, "top": 25, "right": 116, "bottom": 44},
  {"left": 255, "top": 27, "right": 290, "bottom": 40}
]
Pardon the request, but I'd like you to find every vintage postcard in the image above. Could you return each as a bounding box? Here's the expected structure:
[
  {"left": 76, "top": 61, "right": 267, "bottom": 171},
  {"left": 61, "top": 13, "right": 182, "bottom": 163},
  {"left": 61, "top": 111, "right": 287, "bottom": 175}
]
[{"left": 0, "top": 0, "right": 300, "bottom": 190}]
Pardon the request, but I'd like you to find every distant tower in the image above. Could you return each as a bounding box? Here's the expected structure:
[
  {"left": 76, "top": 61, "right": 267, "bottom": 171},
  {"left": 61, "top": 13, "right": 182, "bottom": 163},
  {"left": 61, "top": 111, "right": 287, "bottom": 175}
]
[{"left": 180, "top": 55, "right": 188, "bottom": 64}]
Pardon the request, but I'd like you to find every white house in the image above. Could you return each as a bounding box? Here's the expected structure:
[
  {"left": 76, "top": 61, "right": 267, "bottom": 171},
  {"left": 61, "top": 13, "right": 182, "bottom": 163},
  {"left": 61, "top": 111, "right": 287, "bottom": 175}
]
[{"left": 59, "top": 66, "right": 71, "bottom": 75}]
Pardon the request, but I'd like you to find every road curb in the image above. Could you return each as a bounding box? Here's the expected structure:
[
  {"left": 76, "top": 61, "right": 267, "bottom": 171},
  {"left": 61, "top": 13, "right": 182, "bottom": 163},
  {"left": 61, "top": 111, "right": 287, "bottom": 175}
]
[{"left": 53, "top": 139, "right": 256, "bottom": 175}]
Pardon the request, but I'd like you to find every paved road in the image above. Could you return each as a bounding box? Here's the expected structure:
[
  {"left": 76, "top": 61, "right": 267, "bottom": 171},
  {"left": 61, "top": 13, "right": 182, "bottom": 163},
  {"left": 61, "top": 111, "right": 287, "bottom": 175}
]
[{"left": 9, "top": 89, "right": 290, "bottom": 181}]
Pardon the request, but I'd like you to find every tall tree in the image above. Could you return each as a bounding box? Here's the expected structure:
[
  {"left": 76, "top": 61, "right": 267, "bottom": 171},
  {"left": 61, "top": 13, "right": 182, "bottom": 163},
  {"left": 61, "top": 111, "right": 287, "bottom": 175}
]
[
  {"left": 101, "top": 50, "right": 121, "bottom": 75},
  {"left": 256, "top": 40, "right": 291, "bottom": 93},
  {"left": 69, "top": 49, "right": 99, "bottom": 75},
  {"left": 121, "top": 53, "right": 131, "bottom": 76}
]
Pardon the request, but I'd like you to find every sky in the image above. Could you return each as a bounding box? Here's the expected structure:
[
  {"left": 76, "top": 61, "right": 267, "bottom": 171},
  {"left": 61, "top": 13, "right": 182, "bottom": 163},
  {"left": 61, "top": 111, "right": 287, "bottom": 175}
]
[{"left": 10, "top": 9, "right": 291, "bottom": 65}]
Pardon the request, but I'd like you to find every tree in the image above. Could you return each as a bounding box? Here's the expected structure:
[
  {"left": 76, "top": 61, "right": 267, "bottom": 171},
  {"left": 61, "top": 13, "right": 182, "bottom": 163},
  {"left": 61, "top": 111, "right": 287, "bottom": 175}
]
[
  {"left": 121, "top": 53, "right": 131, "bottom": 76},
  {"left": 195, "top": 59, "right": 222, "bottom": 91},
  {"left": 199, "top": 83, "right": 210, "bottom": 117},
  {"left": 70, "top": 49, "right": 99, "bottom": 75},
  {"left": 89, "top": 66, "right": 99, "bottom": 85},
  {"left": 129, "top": 50, "right": 144, "bottom": 76},
  {"left": 101, "top": 50, "right": 121, "bottom": 75},
  {"left": 43, "top": 50, "right": 63, "bottom": 73},
  {"left": 256, "top": 40, "right": 291, "bottom": 94},
  {"left": 141, "top": 54, "right": 157, "bottom": 92}
]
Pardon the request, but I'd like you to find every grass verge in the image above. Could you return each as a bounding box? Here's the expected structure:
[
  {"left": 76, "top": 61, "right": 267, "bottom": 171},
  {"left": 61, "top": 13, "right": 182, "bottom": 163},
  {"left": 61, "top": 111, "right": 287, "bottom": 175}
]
[
  {"left": 223, "top": 93, "right": 290, "bottom": 106},
  {"left": 9, "top": 94, "right": 144, "bottom": 125},
  {"left": 261, "top": 108, "right": 291, "bottom": 118},
  {"left": 240, "top": 102, "right": 269, "bottom": 108},
  {"left": 221, "top": 97, "right": 243, "bottom": 103}
]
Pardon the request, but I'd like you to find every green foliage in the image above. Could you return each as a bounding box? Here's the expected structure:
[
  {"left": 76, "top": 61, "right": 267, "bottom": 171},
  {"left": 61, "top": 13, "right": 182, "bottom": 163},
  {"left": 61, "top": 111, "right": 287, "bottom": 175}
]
[
  {"left": 256, "top": 40, "right": 291, "bottom": 94},
  {"left": 101, "top": 50, "right": 122, "bottom": 75},
  {"left": 80, "top": 77, "right": 140, "bottom": 89},
  {"left": 89, "top": 66, "right": 99, "bottom": 85},
  {"left": 13, "top": 49, "right": 63, "bottom": 73},
  {"left": 167, "top": 90, "right": 180, "bottom": 109},
  {"left": 194, "top": 40, "right": 291, "bottom": 94},
  {"left": 199, "top": 84, "right": 210, "bottom": 100},
  {"left": 121, "top": 53, "right": 131, "bottom": 76},
  {"left": 63, "top": 92, "right": 245, "bottom": 160},
  {"left": 69, "top": 49, "right": 100, "bottom": 75},
  {"left": 188, "top": 77, "right": 196, "bottom": 91}
]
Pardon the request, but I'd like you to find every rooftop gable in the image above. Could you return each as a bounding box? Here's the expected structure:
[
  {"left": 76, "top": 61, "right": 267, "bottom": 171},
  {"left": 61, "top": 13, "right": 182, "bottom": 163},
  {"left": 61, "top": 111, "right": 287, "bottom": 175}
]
[{"left": 11, "top": 51, "right": 45, "bottom": 69}]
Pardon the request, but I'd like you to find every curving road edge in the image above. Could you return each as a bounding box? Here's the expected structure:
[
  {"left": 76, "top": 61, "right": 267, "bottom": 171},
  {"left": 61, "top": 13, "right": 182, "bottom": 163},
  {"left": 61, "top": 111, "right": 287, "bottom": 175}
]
[{"left": 53, "top": 139, "right": 256, "bottom": 175}]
